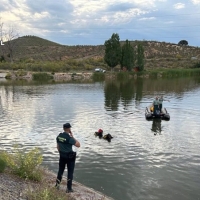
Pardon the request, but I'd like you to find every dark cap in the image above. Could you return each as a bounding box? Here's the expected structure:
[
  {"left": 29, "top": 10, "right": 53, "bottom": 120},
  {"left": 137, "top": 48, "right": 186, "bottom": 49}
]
[{"left": 63, "top": 123, "right": 71, "bottom": 129}]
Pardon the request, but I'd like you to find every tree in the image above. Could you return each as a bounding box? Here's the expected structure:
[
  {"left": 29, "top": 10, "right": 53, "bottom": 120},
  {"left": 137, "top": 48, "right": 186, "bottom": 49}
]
[
  {"left": 178, "top": 40, "right": 188, "bottom": 46},
  {"left": 0, "top": 19, "right": 5, "bottom": 59},
  {"left": 121, "top": 40, "right": 135, "bottom": 71},
  {"left": 0, "top": 55, "right": 5, "bottom": 62},
  {"left": 104, "top": 33, "right": 121, "bottom": 70},
  {"left": 0, "top": 18, "right": 19, "bottom": 63},
  {"left": 137, "top": 43, "right": 145, "bottom": 71}
]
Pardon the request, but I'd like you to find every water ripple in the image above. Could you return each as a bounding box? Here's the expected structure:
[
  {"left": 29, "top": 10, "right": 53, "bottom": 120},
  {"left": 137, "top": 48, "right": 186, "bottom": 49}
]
[{"left": 1, "top": 80, "right": 200, "bottom": 200}]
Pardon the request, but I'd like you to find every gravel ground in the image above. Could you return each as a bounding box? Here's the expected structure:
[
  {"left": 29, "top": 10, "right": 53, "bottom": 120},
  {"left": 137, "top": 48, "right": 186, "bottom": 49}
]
[
  {"left": 0, "top": 173, "right": 33, "bottom": 200},
  {"left": 0, "top": 169, "right": 114, "bottom": 200}
]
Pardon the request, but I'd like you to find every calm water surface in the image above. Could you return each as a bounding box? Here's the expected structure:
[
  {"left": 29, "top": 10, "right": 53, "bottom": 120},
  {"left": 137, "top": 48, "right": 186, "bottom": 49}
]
[{"left": 0, "top": 77, "right": 200, "bottom": 200}]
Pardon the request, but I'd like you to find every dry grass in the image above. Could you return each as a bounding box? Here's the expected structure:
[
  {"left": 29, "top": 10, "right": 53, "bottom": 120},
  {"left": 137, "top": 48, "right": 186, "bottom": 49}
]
[{"left": 1, "top": 36, "right": 200, "bottom": 73}]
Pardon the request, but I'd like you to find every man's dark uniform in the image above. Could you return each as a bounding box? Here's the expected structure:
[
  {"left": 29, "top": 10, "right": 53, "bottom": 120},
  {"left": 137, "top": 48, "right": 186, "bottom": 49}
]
[{"left": 56, "top": 131, "right": 76, "bottom": 191}]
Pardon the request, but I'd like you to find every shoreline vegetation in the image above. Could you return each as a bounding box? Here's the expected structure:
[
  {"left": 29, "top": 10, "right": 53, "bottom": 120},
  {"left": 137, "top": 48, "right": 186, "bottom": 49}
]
[
  {"left": 0, "top": 67, "right": 200, "bottom": 83},
  {"left": 0, "top": 147, "right": 113, "bottom": 200},
  {"left": 0, "top": 36, "right": 200, "bottom": 81}
]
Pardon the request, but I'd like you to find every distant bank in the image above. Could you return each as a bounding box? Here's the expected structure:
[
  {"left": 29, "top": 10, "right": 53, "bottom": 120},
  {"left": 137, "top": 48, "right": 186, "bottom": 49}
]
[{"left": 1, "top": 68, "right": 200, "bottom": 83}]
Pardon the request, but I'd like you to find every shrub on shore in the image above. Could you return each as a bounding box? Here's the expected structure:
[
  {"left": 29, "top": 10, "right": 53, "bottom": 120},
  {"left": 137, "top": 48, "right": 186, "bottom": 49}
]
[
  {"left": 32, "top": 72, "right": 53, "bottom": 81},
  {"left": 116, "top": 72, "right": 130, "bottom": 80},
  {"left": 1, "top": 146, "right": 105, "bottom": 200},
  {"left": 0, "top": 157, "right": 6, "bottom": 173},
  {"left": 1, "top": 145, "right": 43, "bottom": 181},
  {"left": 193, "top": 62, "right": 200, "bottom": 68},
  {"left": 0, "top": 147, "right": 74, "bottom": 200},
  {"left": 92, "top": 72, "right": 105, "bottom": 81},
  {"left": 5, "top": 72, "right": 12, "bottom": 79}
]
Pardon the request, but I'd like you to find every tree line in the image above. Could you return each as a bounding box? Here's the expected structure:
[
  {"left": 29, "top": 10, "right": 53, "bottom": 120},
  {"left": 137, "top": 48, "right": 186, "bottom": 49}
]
[{"left": 104, "top": 33, "right": 144, "bottom": 71}]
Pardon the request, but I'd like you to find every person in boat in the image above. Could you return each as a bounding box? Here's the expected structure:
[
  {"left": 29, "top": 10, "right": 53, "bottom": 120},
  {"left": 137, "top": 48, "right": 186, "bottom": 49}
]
[
  {"left": 153, "top": 96, "right": 160, "bottom": 115},
  {"left": 158, "top": 95, "right": 170, "bottom": 113}
]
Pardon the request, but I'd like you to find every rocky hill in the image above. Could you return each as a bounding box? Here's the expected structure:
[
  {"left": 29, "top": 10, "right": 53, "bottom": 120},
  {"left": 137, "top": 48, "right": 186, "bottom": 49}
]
[{"left": 1, "top": 35, "right": 200, "bottom": 69}]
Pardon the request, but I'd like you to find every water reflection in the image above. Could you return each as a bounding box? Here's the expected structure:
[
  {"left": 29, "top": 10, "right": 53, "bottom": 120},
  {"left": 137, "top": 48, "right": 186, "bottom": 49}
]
[
  {"left": 1, "top": 77, "right": 200, "bottom": 200},
  {"left": 151, "top": 118, "right": 162, "bottom": 135},
  {"left": 104, "top": 76, "right": 200, "bottom": 112},
  {"left": 104, "top": 78, "right": 144, "bottom": 111},
  {"left": 104, "top": 80, "right": 120, "bottom": 111},
  {"left": 135, "top": 78, "right": 143, "bottom": 101}
]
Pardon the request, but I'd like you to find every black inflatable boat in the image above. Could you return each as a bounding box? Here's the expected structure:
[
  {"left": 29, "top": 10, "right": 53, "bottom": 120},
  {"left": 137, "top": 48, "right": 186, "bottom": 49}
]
[{"left": 145, "top": 105, "right": 170, "bottom": 120}]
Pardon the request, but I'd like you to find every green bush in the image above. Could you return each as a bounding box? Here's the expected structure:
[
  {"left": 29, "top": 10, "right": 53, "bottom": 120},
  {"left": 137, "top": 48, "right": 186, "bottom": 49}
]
[
  {"left": 193, "top": 62, "right": 200, "bottom": 68},
  {"left": 92, "top": 72, "right": 105, "bottom": 81},
  {"left": 149, "top": 71, "right": 158, "bottom": 78},
  {"left": 14, "top": 147, "right": 43, "bottom": 180},
  {"left": 0, "top": 146, "right": 43, "bottom": 181},
  {"left": 116, "top": 72, "right": 130, "bottom": 80},
  {"left": 5, "top": 72, "right": 12, "bottom": 79},
  {"left": 32, "top": 72, "right": 53, "bottom": 81},
  {"left": 0, "top": 157, "right": 6, "bottom": 173},
  {"left": 15, "top": 69, "right": 27, "bottom": 77},
  {"left": 0, "top": 151, "right": 14, "bottom": 166},
  {"left": 0, "top": 55, "right": 5, "bottom": 62}
]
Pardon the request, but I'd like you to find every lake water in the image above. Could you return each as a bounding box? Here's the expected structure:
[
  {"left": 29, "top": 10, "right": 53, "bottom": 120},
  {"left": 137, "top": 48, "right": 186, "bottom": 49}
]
[{"left": 0, "top": 77, "right": 200, "bottom": 200}]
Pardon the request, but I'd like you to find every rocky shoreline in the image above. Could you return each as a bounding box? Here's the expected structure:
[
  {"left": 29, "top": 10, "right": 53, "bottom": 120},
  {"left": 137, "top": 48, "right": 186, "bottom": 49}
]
[
  {"left": 0, "top": 71, "right": 95, "bottom": 82},
  {"left": 0, "top": 168, "right": 114, "bottom": 200}
]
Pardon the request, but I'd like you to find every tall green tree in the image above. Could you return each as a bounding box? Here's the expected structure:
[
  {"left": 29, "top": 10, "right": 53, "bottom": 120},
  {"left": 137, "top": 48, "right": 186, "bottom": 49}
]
[
  {"left": 137, "top": 43, "right": 145, "bottom": 71},
  {"left": 121, "top": 40, "right": 135, "bottom": 71},
  {"left": 104, "top": 33, "right": 121, "bottom": 69}
]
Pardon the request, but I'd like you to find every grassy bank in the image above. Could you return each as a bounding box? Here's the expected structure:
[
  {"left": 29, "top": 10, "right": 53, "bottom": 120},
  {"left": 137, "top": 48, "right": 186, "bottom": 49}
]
[
  {"left": 0, "top": 58, "right": 107, "bottom": 72},
  {"left": 115, "top": 68, "right": 200, "bottom": 80},
  {"left": 1, "top": 60, "right": 200, "bottom": 81},
  {"left": 32, "top": 72, "right": 54, "bottom": 81},
  {"left": 0, "top": 146, "right": 109, "bottom": 200},
  {"left": 141, "top": 68, "right": 200, "bottom": 78},
  {"left": 0, "top": 146, "right": 73, "bottom": 200}
]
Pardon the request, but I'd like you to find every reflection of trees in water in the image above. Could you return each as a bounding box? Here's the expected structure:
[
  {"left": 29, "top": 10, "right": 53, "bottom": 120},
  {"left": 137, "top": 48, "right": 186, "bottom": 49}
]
[
  {"left": 143, "top": 77, "right": 200, "bottom": 94},
  {"left": 151, "top": 118, "right": 162, "bottom": 135},
  {"left": 104, "top": 81, "right": 120, "bottom": 111},
  {"left": 104, "top": 78, "right": 144, "bottom": 111},
  {"left": 120, "top": 79, "right": 135, "bottom": 108},
  {"left": 104, "top": 77, "right": 200, "bottom": 111},
  {"left": 135, "top": 78, "right": 143, "bottom": 101},
  {"left": 195, "top": 77, "right": 200, "bottom": 84}
]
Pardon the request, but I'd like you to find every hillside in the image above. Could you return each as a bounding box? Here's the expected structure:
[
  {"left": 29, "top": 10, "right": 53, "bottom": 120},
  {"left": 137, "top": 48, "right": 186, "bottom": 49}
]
[
  {"left": 1, "top": 35, "right": 200, "bottom": 69},
  {"left": 15, "top": 35, "right": 62, "bottom": 46},
  {"left": 1, "top": 36, "right": 105, "bottom": 62}
]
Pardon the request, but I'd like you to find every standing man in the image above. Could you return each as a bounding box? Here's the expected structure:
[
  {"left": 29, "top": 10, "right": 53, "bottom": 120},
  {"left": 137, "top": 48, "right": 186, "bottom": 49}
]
[
  {"left": 159, "top": 95, "right": 170, "bottom": 113},
  {"left": 153, "top": 96, "right": 160, "bottom": 115},
  {"left": 55, "top": 123, "right": 80, "bottom": 193}
]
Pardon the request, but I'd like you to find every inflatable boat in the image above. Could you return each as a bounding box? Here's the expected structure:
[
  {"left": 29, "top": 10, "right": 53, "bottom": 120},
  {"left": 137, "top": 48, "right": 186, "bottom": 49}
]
[{"left": 145, "top": 105, "right": 170, "bottom": 120}]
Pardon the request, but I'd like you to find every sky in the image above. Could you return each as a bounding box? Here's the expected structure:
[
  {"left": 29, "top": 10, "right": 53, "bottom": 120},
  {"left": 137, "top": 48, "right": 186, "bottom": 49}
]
[{"left": 0, "top": 0, "right": 200, "bottom": 46}]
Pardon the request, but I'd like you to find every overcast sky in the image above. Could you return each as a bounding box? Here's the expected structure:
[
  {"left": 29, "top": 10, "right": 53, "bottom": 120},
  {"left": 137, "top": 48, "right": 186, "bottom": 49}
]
[{"left": 1, "top": 0, "right": 200, "bottom": 46}]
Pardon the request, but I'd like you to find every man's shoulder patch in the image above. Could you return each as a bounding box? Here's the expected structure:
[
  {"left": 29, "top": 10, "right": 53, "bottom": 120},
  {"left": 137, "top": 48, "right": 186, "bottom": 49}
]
[
  {"left": 57, "top": 136, "right": 67, "bottom": 142},
  {"left": 57, "top": 133, "right": 69, "bottom": 143}
]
